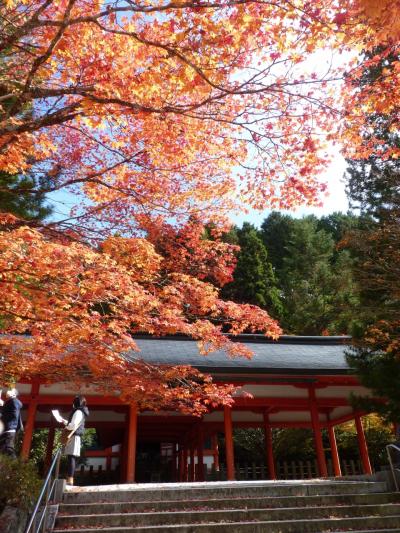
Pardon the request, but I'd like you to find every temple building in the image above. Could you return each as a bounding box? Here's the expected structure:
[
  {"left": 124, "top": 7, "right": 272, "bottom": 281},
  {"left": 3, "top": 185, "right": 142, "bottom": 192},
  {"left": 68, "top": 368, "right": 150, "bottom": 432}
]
[{"left": 16, "top": 334, "right": 376, "bottom": 483}]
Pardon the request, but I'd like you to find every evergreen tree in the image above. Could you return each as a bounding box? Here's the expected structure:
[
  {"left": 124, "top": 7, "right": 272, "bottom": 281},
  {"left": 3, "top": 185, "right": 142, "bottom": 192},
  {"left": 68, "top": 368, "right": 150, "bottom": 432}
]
[
  {"left": 260, "top": 214, "right": 360, "bottom": 335},
  {"left": 278, "top": 217, "right": 337, "bottom": 334},
  {"left": 344, "top": 47, "right": 400, "bottom": 222},
  {"left": 317, "top": 211, "right": 362, "bottom": 248},
  {"left": 344, "top": 48, "right": 400, "bottom": 422},
  {"left": 222, "top": 223, "right": 282, "bottom": 316},
  {"left": 0, "top": 171, "right": 52, "bottom": 221},
  {"left": 260, "top": 212, "right": 295, "bottom": 280}
]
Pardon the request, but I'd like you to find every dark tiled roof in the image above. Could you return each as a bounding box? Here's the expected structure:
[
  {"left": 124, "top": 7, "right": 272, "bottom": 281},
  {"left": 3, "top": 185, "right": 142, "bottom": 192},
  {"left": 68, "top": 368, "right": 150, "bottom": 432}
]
[{"left": 127, "top": 335, "right": 352, "bottom": 375}]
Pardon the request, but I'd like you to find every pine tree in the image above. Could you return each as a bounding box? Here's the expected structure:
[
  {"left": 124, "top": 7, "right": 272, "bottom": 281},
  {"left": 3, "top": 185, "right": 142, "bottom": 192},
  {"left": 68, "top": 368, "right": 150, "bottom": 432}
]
[
  {"left": 260, "top": 212, "right": 295, "bottom": 281},
  {"left": 0, "top": 171, "right": 52, "bottom": 221},
  {"left": 278, "top": 217, "right": 337, "bottom": 334},
  {"left": 261, "top": 214, "right": 359, "bottom": 335},
  {"left": 222, "top": 223, "right": 282, "bottom": 316}
]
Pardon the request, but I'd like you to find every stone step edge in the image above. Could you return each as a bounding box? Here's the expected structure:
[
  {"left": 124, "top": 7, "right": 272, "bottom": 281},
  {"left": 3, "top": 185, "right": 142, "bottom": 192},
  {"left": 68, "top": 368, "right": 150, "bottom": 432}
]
[
  {"left": 56, "top": 502, "right": 400, "bottom": 521},
  {"left": 52, "top": 515, "right": 400, "bottom": 533},
  {"left": 64, "top": 480, "right": 386, "bottom": 493},
  {"left": 62, "top": 483, "right": 389, "bottom": 501},
  {"left": 59, "top": 492, "right": 400, "bottom": 510},
  {"left": 52, "top": 529, "right": 400, "bottom": 533}
]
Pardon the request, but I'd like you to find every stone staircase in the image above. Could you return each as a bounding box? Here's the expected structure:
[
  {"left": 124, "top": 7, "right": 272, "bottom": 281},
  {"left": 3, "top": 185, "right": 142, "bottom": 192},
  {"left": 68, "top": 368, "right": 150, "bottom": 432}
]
[{"left": 53, "top": 479, "right": 400, "bottom": 532}]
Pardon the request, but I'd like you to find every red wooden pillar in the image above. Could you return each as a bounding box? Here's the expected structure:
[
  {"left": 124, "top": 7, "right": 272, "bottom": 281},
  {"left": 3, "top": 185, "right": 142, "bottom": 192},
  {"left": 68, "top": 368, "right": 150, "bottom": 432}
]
[
  {"left": 309, "top": 388, "right": 328, "bottom": 477},
  {"left": 263, "top": 411, "right": 276, "bottom": 480},
  {"left": 183, "top": 446, "right": 188, "bottom": 482},
  {"left": 125, "top": 403, "right": 138, "bottom": 483},
  {"left": 224, "top": 405, "right": 235, "bottom": 481},
  {"left": 328, "top": 424, "right": 342, "bottom": 477},
  {"left": 43, "top": 426, "right": 56, "bottom": 473},
  {"left": 21, "top": 382, "right": 40, "bottom": 460},
  {"left": 197, "top": 425, "right": 205, "bottom": 482},
  {"left": 211, "top": 434, "right": 220, "bottom": 471},
  {"left": 355, "top": 415, "right": 372, "bottom": 474}
]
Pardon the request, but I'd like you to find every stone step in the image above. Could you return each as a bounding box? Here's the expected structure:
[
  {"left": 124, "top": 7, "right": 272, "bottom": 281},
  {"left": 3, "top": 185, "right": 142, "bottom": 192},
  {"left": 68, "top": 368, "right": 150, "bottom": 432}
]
[
  {"left": 52, "top": 514, "right": 400, "bottom": 533},
  {"left": 58, "top": 492, "right": 400, "bottom": 515},
  {"left": 55, "top": 503, "right": 400, "bottom": 529},
  {"left": 63, "top": 480, "right": 388, "bottom": 504},
  {"left": 328, "top": 531, "right": 400, "bottom": 533}
]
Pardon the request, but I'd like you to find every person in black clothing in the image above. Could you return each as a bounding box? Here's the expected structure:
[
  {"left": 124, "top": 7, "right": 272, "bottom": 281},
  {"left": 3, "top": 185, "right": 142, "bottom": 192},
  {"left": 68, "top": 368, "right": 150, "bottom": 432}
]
[
  {"left": 60, "top": 395, "right": 89, "bottom": 485},
  {"left": 0, "top": 388, "right": 23, "bottom": 458}
]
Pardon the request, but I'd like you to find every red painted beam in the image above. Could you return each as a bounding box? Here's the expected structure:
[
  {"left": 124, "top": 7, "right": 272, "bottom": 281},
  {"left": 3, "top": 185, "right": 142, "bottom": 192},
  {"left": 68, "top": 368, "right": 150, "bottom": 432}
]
[
  {"left": 232, "top": 397, "right": 353, "bottom": 408},
  {"left": 85, "top": 449, "right": 120, "bottom": 458},
  {"left": 328, "top": 411, "right": 368, "bottom": 427},
  {"left": 19, "top": 394, "right": 124, "bottom": 406},
  {"left": 215, "top": 375, "right": 361, "bottom": 386}
]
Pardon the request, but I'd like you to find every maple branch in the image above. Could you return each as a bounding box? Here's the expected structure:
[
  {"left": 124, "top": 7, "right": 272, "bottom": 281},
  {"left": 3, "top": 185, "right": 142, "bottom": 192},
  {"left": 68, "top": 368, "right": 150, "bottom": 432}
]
[
  {"left": 0, "top": 0, "right": 54, "bottom": 52},
  {"left": 0, "top": 102, "right": 82, "bottom": 139}
]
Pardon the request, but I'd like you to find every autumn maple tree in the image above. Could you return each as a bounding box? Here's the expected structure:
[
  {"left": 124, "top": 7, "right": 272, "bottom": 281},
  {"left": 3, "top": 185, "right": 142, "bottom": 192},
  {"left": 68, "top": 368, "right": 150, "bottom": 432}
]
[{"left": 0, "top": 0, "right": 398, "bottom": 412}]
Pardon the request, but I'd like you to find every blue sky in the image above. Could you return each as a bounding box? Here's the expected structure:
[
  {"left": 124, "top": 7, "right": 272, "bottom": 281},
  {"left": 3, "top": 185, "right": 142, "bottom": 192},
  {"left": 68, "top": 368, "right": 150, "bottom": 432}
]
[{"left": 231, "top": 144, "right": 349, "bottom": 227}]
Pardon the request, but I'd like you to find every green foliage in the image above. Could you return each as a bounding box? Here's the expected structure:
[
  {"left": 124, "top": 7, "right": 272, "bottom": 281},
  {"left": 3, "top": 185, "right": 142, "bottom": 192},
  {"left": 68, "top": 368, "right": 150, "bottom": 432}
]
[
  {"left": 222, "top": 223, "right": 282, "bottom": 316},
  {"left": 230, "top": 428, "right": 266, "bottom": 462},
  {"left": 224, "top": 214, "right": 361, "bottom": 335},
  {"left": 0, "top": 455, "right": 41, "bottom": 512},
  {"left": 0, "top": 171, "right": 52, "bottom": 221},
  {"left": 335, "top": 416, "right": 395, "bottom": 466},
  {"left": 259, "top": 213, "right": 360, "bottom": 335},
  {"left": 261, "top": 212, "right": 295, "bottom": 280},
  {"left": 317, "top": 212, "right": 362, "bottom": 250},
  {"left": 228, "top": 416, "right": 394, "bottom": 470},
  {"left": 347, "top": 339, "right": 400, "bottom": 423},
  {"left": 278, "top": 217, "right": 336, "bottom": 334},
  {"left": 272, "top": 428, "right": 316, "bottom": 461}
]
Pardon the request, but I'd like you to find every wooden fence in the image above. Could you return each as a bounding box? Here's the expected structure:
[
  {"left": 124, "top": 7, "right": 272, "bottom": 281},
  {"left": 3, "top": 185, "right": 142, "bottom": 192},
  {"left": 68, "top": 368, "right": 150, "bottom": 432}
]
[
  {"left": 207, "top": 458, "right": 363, "bottom": 481},
  {"left": 73, "top": 457, "right": 363, "bottom": 484}
]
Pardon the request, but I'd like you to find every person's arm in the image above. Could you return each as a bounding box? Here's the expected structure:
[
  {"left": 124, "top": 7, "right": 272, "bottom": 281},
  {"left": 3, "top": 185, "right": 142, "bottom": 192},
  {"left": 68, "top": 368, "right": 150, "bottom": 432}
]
[{"left": 65, "top": 410, "right": 83, "bottom": 432}]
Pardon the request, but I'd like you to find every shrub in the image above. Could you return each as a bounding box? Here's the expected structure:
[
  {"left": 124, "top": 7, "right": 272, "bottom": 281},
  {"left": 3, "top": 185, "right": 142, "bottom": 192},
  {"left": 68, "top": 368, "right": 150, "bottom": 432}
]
[{"left": 0, "top": 455, "right": 41, "bottom": 513}]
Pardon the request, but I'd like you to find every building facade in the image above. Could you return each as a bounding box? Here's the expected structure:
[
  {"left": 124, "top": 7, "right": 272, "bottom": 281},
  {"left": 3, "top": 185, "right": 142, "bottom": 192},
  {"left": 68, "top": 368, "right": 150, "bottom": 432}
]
[{"left": 16, "top": 335, "right": 375, "bottom": 483}]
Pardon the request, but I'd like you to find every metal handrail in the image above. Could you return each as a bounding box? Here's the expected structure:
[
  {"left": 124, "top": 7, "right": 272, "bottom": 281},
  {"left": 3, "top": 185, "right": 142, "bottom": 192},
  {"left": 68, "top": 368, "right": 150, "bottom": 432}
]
[
  {"left": 25, "top": 448, "right": 62, "bottom": 533},
  {"left": 386, "top": 443, "right": 400, "bottom": 492}
]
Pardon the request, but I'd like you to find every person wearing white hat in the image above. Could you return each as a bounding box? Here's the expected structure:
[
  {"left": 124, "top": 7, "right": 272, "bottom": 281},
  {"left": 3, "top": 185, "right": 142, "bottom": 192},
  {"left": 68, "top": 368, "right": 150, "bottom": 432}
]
[{"left": 0, "top": 388, "right": 23, "bottom": 458}]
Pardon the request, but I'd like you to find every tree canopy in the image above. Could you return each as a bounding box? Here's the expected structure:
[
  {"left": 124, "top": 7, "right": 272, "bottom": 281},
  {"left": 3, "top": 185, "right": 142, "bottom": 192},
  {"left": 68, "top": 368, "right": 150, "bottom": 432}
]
[
  {"left": 0, "top": 0, "right": 399, "bottom": 411},
  {"left": 221, "top": 223, "right": 282, "bottom": 315},
  {"left": 343, "top": 44, "right": 400, "bottom": 422}
]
